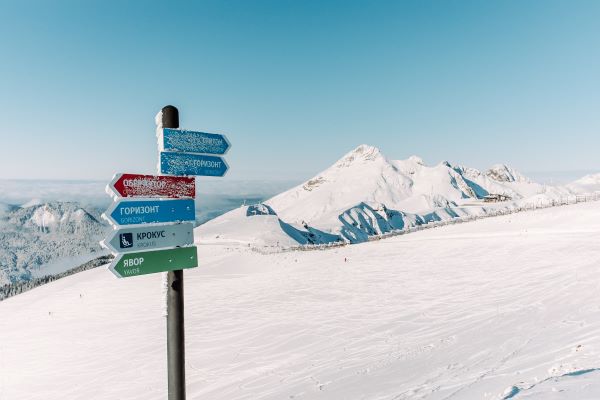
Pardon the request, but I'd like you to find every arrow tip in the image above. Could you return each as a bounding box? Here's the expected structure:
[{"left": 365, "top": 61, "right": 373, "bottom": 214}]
[{"left": 107, "top": 254, "right": 124, "bottom": 278}]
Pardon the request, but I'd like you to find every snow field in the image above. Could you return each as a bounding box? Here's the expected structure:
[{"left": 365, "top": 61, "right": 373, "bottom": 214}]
[{"left": 1, "top": 202, "right": 600, "bottom": 399}]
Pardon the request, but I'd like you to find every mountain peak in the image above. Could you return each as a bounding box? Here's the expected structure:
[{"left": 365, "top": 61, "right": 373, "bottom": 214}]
[
  {"left": 335, "top": 145, "right": 384, "bottom": 168},
  {"left": 486, "top": 164, "right": 529, "bottom": 183},
  {"left": 8, "top": 202, "right": 102, "bottom": 234},
  {"left": 407, "top": 155, "right": 425, "bottom": 165}
]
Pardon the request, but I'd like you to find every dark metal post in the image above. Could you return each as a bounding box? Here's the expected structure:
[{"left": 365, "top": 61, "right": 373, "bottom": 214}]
[{"left": 162, "top": 105, "right": 186, "bottom": 400}]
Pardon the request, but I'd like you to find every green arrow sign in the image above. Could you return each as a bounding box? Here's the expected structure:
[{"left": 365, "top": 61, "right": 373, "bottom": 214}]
[{"left": 108, "top": 246, "right": 198, "bottom": 278}]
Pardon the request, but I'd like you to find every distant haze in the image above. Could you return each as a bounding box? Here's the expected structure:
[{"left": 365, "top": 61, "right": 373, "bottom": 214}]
[
  {"left": 0, "top": 179, "right": 300, "bottom": 225},
  {"left": 0, "top": 163, "right": 595, "bottom": 226},
  {"left": 525, "top": 170, "right": 600, "bottom": 185}
]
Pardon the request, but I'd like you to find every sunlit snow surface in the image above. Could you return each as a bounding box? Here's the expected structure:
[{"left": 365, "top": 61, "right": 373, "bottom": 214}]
[{"left": 1, "top": 202, "right": 600, "bottom": 399}]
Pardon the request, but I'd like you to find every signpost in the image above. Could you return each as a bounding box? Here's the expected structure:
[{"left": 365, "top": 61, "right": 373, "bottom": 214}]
[
  {"left": 160, "top": 152, "right": 229, "bottom": 177},
  {"left": 160, "top": 128, "right": 230, "bottom": 155},
  {"left": 108, "top": 246, "right": 198, "bottom": 278},
  {"left": 101, "top": 222, "right": 194, "bottom": 254},
  {"left": 102, "top": 198, "right": 195, "bottom": 226},
  {"left": 107, "top": 173, "right": 195, "bottom": 199},
  {"left": 101, "top": 105, "right": 230, "bottom": 400}
]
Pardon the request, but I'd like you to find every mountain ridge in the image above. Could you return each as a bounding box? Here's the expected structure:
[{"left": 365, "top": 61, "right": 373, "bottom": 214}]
[
  {"left": 0, "top": 201, "right": 109, "bottom": 285},
  {"left": 197, "top": 145, "right": 578, "bottom": 246}
]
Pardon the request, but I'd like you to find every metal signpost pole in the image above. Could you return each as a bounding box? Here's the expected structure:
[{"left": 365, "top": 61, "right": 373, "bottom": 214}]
[
  {"left": 161, "top": 105, "right": 186, "bottom": 400},
  {"left": 102, "top": 105, "right": 230, "bottom": 398}
]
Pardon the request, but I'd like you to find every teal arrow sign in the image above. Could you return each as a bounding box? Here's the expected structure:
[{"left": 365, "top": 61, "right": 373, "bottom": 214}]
[
  {"left": 160, "top": 128, "right": 230, "bottom": 155},
  {"left": 160, "top": 152, "right": 229, "bottom": 177},
  {"left": 102, "top": 198, "right": 195, "bottom": 226}
]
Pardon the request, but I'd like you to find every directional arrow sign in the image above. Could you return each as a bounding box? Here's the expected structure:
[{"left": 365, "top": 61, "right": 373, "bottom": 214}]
[
  {"left": 101, "top": 222, "right": 194, "bottom": 254},
  {"left": 108, "top": 246, "right": 198, "bottom": 278},
  {"left": 160, "top": 128, "right": 230, "bottom": 155},
  {"left": 160, "top": 152, "right": 229, "bottom": 177},
  {"left": 107, "top": 173, "right": 195, "bottom": 199},
  {"left": 102, "top": 198, "right": 195, "bottom": 226}
]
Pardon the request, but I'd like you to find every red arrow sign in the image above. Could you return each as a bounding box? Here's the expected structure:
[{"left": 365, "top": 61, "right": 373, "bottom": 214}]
[{"left": 107, "top": 173, "right": 195, "bottom": 199}]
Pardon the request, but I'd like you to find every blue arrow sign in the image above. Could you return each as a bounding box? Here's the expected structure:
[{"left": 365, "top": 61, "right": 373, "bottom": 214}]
[
  {"left": 161, "top": 128, "right": 230, "bottom": 155},
  {"left": 160, "top": 152, "right": 229, "bottom": 177},
  {"left": 102, "top": 198, "right": 195, "bottom": 226}
]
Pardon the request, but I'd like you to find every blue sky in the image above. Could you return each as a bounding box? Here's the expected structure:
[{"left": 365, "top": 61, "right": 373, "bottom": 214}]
[{"left": 1, "top": 0, "right": 599, "bottom": 181}]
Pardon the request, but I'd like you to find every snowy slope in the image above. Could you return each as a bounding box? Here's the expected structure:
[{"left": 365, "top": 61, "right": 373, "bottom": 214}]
[
  {"left": 567, "top": 173, "right": 600, "bottom": 194},
  {"left": 268, "top": 145, "right": 414, "bottom": 226},
  {"left": 2, "top": 202, "right": 600, "bottom": 399},
  {"left": 197, "top": 145, "right": 573, "bottom": 245},
  {"left": 198, "top": 204, "right": 342, "bottom": 246}
]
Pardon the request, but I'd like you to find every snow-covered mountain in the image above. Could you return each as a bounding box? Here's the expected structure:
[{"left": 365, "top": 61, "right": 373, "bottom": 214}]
[
  {"left": 3, "top": 201, "right": 600, "bottom": 399},
  {"left": 0, "top": 178, "right": 301, "bottom": 286},
  {"left": 197, "top": 145, "right": 575, "bottom": 245},
  {"left": 0, "top": 202, "right": 109, "bottom": 285},
  {"left": 567, "top": 173, "right": 600, "bottom": 194}
]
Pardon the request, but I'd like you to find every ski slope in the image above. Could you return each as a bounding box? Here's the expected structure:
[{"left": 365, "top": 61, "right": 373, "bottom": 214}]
[{"left": 2, "top": 202, "right": 600, "bottom": 399}]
